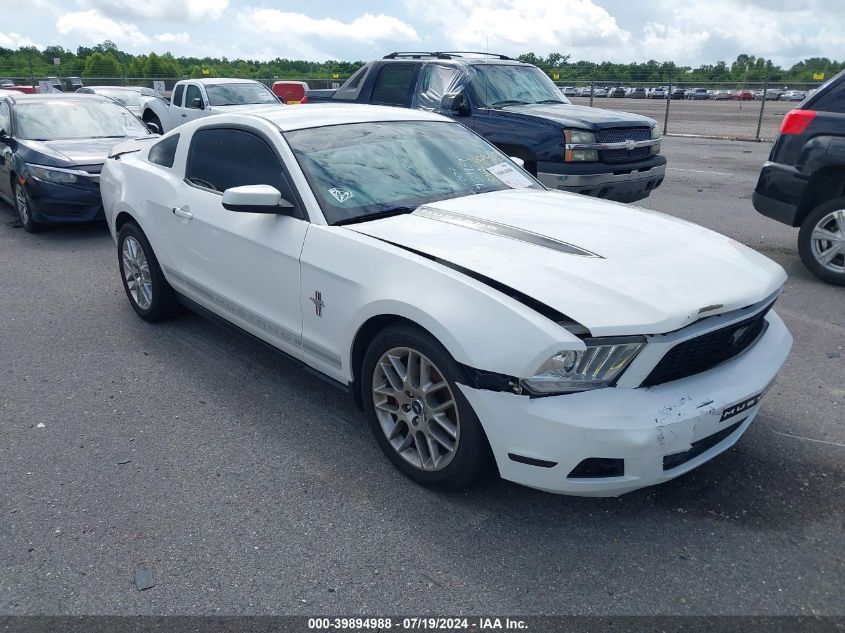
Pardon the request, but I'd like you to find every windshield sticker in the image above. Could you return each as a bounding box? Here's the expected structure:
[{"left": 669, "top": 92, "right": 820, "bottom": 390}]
[
  {"left": 486, "top": 162, "right": 534, "bottom": 189},
  {"left": 328, "top": 188, "right": 355, "bottom": 203}
]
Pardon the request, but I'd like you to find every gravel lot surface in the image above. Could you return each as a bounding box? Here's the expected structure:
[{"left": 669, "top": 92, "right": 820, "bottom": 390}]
[{"left": 0, "top": 136, "right": 842, "bottom": 616}]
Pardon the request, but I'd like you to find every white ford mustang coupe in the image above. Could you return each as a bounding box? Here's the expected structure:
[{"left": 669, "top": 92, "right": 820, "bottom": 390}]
[{"left": 101, "top": 105, "right": 792, "bottom": 496}]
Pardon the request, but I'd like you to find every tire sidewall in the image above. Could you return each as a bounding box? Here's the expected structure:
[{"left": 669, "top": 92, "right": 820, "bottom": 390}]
[
  {"left": 361, "top": 325, "right": 491, "bottom": 490},
  {"left": 798, "top": 197, "right": 845, "bottom": 286},
  {"left": 117, "top": 222, "right": 175, "bottom": 320}
]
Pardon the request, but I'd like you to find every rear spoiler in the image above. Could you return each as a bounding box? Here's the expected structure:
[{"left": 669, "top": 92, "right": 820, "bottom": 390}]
[{"left": 108, "top": 136, "right": 158, "bottom": 159}]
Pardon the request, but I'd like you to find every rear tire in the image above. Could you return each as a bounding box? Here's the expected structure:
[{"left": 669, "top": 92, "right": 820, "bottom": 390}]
[
  {"left": 361, "top": 324, "right": 492, "bottom": 491},
  {"left": 798, "top": 197, "right": 845, "bottom": 286},
  {"left": 117, "top": 222, "right": 179, "bottom": 321}
]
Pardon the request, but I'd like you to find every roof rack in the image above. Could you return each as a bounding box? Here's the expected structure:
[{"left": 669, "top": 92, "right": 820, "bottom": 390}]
[{"left": 382, "top": 51, "right": 512, "bottom": 61}]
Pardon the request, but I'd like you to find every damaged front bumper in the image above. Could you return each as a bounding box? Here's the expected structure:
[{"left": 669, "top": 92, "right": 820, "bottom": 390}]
[{"left": 458, "top": 311, "right": 792, "bottom": 497}]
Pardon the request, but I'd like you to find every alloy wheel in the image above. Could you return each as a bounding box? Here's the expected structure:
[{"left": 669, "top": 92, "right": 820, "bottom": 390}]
[
  {"left": 371, "top": 347, "right": 460, "bottom": 471},
  {"left": 121, "top": 236, "right": 153, "bottom": 310},
  {"left": 15, "top": 183, "right": 29, "bottom": 225},
  {"left": 810, "top": 209, "right": 845, "bottom": 274}
]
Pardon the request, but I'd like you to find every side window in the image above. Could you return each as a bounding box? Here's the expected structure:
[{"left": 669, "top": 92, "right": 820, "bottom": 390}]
[
  {"left": 414, "top": 65, "right": 463, "bottom": 111},
  {"left": 813, "top": 81, "right": 845, "bottom": 114},
  {"left": 0, "top": 102, "right": 10, "bottom": 134},
  {"left": 186, "top": 128, "right": 297, "bottom": 207},
  {"left": 172, "top": 84, "right": 185, "bottom": 108},
  {"left": 185, "top": 84, "right": 203, "bottom": 109},
  {"left": 148, "top": 134, "right": 179, "bottom": 168},
  {"left": 334, "top": 64, "right": 372, "bottom": 101},
  {"left": 370, "top": 64, "right": 418, "bottom": 106}
]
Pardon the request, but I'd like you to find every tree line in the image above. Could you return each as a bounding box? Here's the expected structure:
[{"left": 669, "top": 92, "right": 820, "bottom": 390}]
[{"left": 0, "top": 41, "right": 841, "bottom": 85}]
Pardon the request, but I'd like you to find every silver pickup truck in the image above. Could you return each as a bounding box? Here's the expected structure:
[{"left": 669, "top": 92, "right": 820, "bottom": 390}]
[{"left": 141, "top": 78, "right": 281, "bottom": 133}]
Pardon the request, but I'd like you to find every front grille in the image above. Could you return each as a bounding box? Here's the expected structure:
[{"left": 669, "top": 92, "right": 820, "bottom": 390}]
[
  {"left": 642, "top": 304, "right": 773, "bottom": 388},
  {"left": 595, "top": 127, "right": 651, "bottom": 163},
  {"left": 663, "top": 419, "right": 745, "bottom": 471}
]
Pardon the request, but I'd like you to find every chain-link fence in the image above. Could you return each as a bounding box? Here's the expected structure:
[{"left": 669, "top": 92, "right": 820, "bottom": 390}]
[{"left": 1, "top": 70, "right": 825, "bottom": 142}]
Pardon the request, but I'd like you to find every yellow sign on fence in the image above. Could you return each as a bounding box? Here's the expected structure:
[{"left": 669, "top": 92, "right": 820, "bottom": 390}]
[
  {"left": 201, "top": 68, "right": 210, "bottom": 75},
  {"left": 813, "top": 72, "right": 825, "bottom": 80},
  {"left": 332, "top": 72, "right": 339, "bottom": 79},
  {"left": 552, "top": 72, "right": 560, "bottom": 80}
]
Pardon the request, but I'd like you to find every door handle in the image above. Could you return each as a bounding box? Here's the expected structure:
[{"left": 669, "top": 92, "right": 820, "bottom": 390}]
[
  {"left": 181, "top": 113, "right": 187, "bottom": 117},
  {"left": 172, "top": 206, "right": 193, "bottom": 220}
]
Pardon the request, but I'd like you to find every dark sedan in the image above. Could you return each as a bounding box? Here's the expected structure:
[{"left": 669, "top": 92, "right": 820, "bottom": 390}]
[{"left": 0, "top": 93, "right": 153, "bottom": 232}]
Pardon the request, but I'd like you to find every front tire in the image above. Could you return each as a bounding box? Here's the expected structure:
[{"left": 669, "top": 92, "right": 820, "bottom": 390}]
[
  {"left": 117, "top": 222, "right": 178, "bottom": 321},
  {"left": 144, "top": 112, "right": 163, "bottom": 133},
  {"left": 361, "top": 325, "right": 492, "bottom": 490},
  {"left": 798, "top": 197, "right": 845, "bottom": 286},
  {"left": 14, "top": 180, "right": 45, "bottom": 233}
]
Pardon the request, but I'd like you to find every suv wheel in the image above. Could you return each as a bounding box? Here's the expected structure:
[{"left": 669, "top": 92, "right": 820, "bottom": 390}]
[
  {"left": 117, "top": 222, "right": 179, "bottom": 320},
  {"left": 361, "top": 325, "right": 492, "bottom": 490},
  {"left": 798, "top": 197, "right": 845, "bottom": 286}
]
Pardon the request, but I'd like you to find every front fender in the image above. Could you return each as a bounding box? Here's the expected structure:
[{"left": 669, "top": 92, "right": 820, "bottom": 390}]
[
  {"left": 299, "top": 225, "right": 583, "bottom": 385},
  {"left": 142, "top": 100, "right": 171, "bottom": 131}
]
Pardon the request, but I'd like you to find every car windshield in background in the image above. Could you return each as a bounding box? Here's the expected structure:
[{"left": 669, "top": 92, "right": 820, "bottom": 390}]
[
  {"left": 286, "top": 120, "right": 542, "bottom": 225},
  {"left": 470, "top": 65, "right": 566, "bottom": 108},
  {"left": 14, "top": 101, "right": 149, "bottom": 141},
  {"left": 205, "top": 83, "right": 278, "bottom": 106},
  {"left": 93, "top": 89, "right": 144, "bottom": 108}
]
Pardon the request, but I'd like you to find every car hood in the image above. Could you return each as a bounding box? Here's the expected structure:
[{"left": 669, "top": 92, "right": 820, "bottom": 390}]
[
  {"left": 17, "top": 137, "right": 144, "bottom": 167},
  {"left": 497, "top": 103, "right": 656, "bottom": 130},
  {"left": 347, "top": 189, "right": 786, "bottom": 336}
]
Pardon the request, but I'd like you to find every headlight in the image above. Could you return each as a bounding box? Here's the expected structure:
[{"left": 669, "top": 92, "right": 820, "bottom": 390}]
[
  {"left": 564, "top": 129, "right": 598, "bottom": 162},
  {"left": 522, "top": 336, "right": 645, "bottom": 395},
  {"left": 28, "top": 165, "right": 78, "bottom": 184},
  {"left": 649, "top": 126, "right": 661, "bottom": 155}
]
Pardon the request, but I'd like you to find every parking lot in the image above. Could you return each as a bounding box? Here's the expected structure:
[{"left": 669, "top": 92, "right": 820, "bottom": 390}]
[
  {"left": 0, "top": 136, "right": 842, "bottom": 616},
  {"left": 569, "top": 96, "right": 795, "bottom": 140}
]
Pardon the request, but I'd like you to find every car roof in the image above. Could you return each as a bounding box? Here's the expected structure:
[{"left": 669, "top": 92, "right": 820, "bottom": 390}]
[
  {"left": 3, "top": 93, "right": 112, "bottom": 105},
  {"left": 183, "top": 78, "right": 265, "bottom": 85},
  {"left": 84, "top": 86, "right": 147, "bottom": 90},
  {"left": 224, "top": 103, "right": 450, "bottom": 132}
]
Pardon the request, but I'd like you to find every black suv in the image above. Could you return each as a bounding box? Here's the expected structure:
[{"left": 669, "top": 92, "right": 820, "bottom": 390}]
[
  {"left": 753, "top": 70, "right": 845, "bottom": 285},
  {"left": 305, "top": 52, "right": 666, "bottom": 203}
]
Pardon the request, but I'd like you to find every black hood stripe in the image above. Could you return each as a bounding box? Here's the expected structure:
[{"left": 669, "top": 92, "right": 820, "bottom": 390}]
[
  {"left": 361, "top": 234, "right": 592, "bottom": 336},
  {"left": 413, "top": 207, "right": 602, "bottom": 258}
]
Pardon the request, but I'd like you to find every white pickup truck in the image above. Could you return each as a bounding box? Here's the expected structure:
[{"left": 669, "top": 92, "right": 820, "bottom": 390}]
[{"left": 140, "top": 78, "right": 281, "bottom": 133}]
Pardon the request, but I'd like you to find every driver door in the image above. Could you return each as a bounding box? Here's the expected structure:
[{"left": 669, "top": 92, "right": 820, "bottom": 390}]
[{"left": 167, "top": 125, "right": 308, "bottom": 360}]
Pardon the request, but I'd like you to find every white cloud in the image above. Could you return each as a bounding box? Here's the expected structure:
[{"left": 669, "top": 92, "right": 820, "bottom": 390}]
[
  {"left": 0, "top": 32, "right": 41, "bottom": 49},
  {"left": 156, "top": 32, "right": 190, "bottom": 44},
  {"left": 56, "top": 10, "right": 151, "bottom": 47},
  {"left": 76, "top": 0, "right": 228, "bottom": 22},
  {"left": 641, "top": 23, "right": 710, "bottom": 63},
  {"left": 237, "top": 8, "right": 419, "bottom": 43},
  {"left": 406, "top": 0, "right": 631, "bottom": 55}
]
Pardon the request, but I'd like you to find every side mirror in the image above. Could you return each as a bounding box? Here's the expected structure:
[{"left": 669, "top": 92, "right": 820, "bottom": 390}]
[
  {"left": 440, "top": 90, "right": 471, "bottom": 117},
  {"left": 190, "top": 97, "right": 204, "bottom": 110},
  {"left": 222, "top": 185, "right": 294, "bottom": 214},
  {"left": 145, "top": 121, "right": 161, "bottom": 135},
  {"left": 0, "top": 129, "right": 12, "bottom": 145},
  {"left": 509, "top": 156, "right": 525, "bottom": 168}
]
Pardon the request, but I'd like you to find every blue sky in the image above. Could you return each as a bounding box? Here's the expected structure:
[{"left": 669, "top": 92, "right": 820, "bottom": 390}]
[{"left": 2, "top": 0, "right": 843, "bottom": 66}]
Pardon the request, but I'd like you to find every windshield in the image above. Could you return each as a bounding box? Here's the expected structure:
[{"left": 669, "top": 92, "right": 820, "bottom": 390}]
[
  {"left": 14, "top": 101, "right": 149, "bottom": 140},
  {"left": 205, "top": 83, "right": 278, "bottom": 106},
  {"left": 286, "top": 121, "right": 542, "bottom": 225},
  {"left": 93, "top": 89, "right": 144, "bottom": 108},
  {"left": 470, "top": 64, "right": 566, "bottom": 108}
]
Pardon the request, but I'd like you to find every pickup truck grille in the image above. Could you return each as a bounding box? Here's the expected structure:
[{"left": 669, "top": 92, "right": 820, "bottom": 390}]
[
  {"left": 595, "top": 127, "right": 651, "bottom": 163},
  {"left": 640, "top": 303, "right": 773, "bottom": 387}
]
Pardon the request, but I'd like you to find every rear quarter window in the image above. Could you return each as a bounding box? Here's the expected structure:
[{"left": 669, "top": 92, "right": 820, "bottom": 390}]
[
  {"left": 148, "top": 134, "right": 179, "bottom": 168},
  {"left": 812, "top": 80, "right": 845, "bottom": 114}
]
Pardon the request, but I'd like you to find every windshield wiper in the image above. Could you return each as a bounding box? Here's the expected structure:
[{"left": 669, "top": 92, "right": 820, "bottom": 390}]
[
  {"left": 490, "top": 100, "right": 528, "bottom": 107},
  {"left": 534, "top": 99, "right": 564, "bottom": 104},
  {"left": 335, "top": 206, "right": 416, "bottom": 226},
  {"left": 89, "top": 135, "right": 127, "bottom": 139}
]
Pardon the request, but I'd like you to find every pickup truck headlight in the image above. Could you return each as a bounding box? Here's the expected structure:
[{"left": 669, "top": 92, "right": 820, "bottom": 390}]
[
  {"left": 649, "top": 125, "right": 661, "bottom": 155},
  {"left": 564, "top": 129, "right": 598, "bottom": 162},
  {"left": 523, "top": 336, "right": 645, "bottom": 394},
  {"left": 28, "top": 165, "right": 79, "bottom": 184}
]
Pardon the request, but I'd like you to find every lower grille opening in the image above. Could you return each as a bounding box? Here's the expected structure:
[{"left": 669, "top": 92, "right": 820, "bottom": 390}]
[
  {"left": 662, "top": 418, "right": 746, "bottom": 471},
  {"left": 568, "top": 457, "right": 625, "bottom": 479}
]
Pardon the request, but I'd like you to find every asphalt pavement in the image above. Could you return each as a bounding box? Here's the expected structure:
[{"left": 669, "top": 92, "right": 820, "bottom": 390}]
[{"left": 0, "top": 136, "right": 842, "bottom": 616}]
